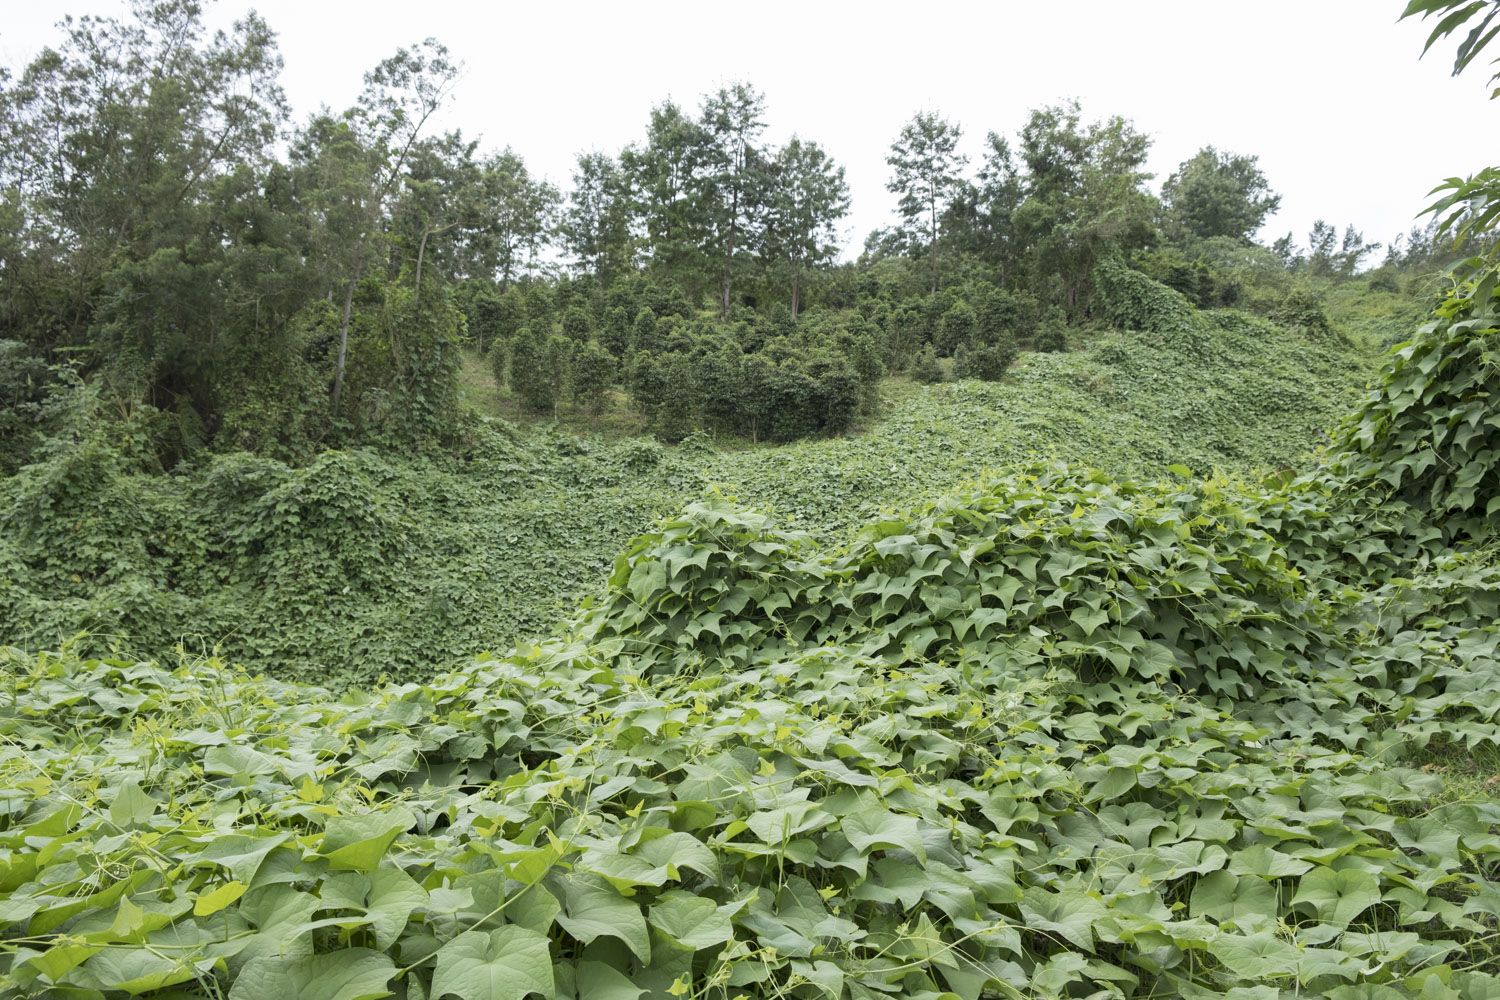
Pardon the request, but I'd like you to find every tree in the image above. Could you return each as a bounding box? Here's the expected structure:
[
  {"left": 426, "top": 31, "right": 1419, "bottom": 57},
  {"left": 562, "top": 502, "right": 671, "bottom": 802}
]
[
  {"left": 1162, "top": 147, "right": 1280, "bottom": 242},
  {"left": 762, "top": 138, "right": 850, "bottom": 319},
  {"left": 324, "top": 40, "right": 460, "bottom": 411},
  {"left": 1011, "top": 101, "right": 1156, "bottom": 319},
  {"left": 886, "top": 111, "right": 968, "bottom": 292},
  {"left": 0, "top": 0, "right": 289, "bottom": 413},
  {"left": 470, "top": 149, "right": 558, "bottom": 287},
  {"left": 621, "top": 101, "right": 709, "bottom": 296},
  {"left": 570, "top": 339, "right": 616, "bottom": 415},
  {"left": 699, "top": 83, "right": 769, "bottom": 316},
  {"left": 391, "top": 130, "right": 491, "bottom": 292},
  {"left": 945, "top": 133, "right": 1025, "bottom": 281},
  {"left": 560, "top": 152, "right": 633, "bottom": 280}
]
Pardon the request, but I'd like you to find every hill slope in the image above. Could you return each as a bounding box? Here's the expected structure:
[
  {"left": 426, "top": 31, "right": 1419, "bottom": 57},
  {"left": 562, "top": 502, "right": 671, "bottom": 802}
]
[
  {"left": 0, "top": 304, "right": 1495, "bottom": 999},
  {"left": 0, "top": 311, "right": 1374, "bottom": 683}
]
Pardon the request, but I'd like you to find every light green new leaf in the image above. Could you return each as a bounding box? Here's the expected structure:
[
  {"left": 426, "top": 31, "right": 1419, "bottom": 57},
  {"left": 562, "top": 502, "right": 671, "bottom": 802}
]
[
  {"left": 431, "top": 926, "right": 554, "bottom": 1000},
  {"left": 193, "top": 879, "right": 247, "bottom": 917}
]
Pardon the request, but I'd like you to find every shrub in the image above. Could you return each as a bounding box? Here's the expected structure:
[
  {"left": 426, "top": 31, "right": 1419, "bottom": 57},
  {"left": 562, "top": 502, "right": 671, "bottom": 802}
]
[
  {"left": 570, "top": 339, "right": 616, "bottom": 415},
  {"left": 1034, "top": 320, "right": 1069, "bottom": 353},
  {"left": 561, "top": 304, "right": 593, "bottom": 342},
  {"left": 1092, "top": 255, "right": 1196, "bottom": 333},
  {"left": 955, "top": 332, "right": 1019, "bottom": 381},
  {"left": 935, "top": 301, "right": 978, "bottom": 355},
  {"left": 1272, "top": 288, "right": 1336, "bottom": 338},
  {"left": 910, "top": 344, "right": 945, "bottom": 383}
]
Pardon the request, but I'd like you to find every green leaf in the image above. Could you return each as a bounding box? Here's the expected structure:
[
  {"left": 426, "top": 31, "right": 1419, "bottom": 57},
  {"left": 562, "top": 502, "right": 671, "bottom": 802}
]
[
  {"left": 194, "top": 832, "right": 291, "bottom": 883},
  {"left": 576, "top": 960, "right": 644, "bottom": 1000},
  {"left": 229, "top": 949, "right": 395, "bottom": 1000},
  {"left": 109, "top": 779, "right": 156, "bottom": 828},
  {"left": 319, "top": 809, "right": 414, "bottom": 873},
  {"left": 1189, "top": 871, "right": 1277, "bottom": 925},
  {"left": 431, "top": 926, "right": 554, "bottom": 1000},
  {"left": 1227, "top": 844, "right": 1312, "bottom": 879},
  {"left": 841, "top": 805, "right": 926, "bottom": 860},
  {"left": 1290, "top": 867, "right": 1382, "bottom": 929},
  {"left": 555, "top": 875, "right": 651, "bottom": 963},
  {"left": 1208, "top": 932, "right": 1300, "bottom": 979},
  {"left": 366, "top": 865, "right": 428, "bottom": 949},
  {"left": 647, "top": 890, "right": 735, "bottom": 950}
]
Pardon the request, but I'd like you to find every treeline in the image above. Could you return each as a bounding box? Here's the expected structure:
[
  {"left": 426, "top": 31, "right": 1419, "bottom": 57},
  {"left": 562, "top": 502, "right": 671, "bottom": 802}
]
[{"left": 0, "top": 2, "right": 1476, "bottom": 467}]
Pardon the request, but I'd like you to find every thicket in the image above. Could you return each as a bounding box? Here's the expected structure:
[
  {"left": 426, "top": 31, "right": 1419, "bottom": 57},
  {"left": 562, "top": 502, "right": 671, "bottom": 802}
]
[{"left": 0, "top": 312, "right": 1371, "bottom": 681}]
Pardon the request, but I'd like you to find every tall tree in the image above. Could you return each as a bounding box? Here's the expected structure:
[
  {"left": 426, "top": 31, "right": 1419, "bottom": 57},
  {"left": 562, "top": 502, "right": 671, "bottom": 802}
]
[
  {"left": 469, "top": 149, "right": 559, "bottom": 287},
  {"left": 1162, "top": 146, "right": 1281, "bottom": 242},
  {"left": 0, "top": 0, "right": 287, "bottom": 401},
  {"left": 761, "top": 138, "right": 849, "bottom": 319},
  {"left": 1012, "top": 102, "right": 1156, "bottom": 318},
  {"left": 621, "top": 101, "right": 708, "bottom": 297},
  {"left": 324, "top": 38, "right": 459, "bottom": 410},
  {"left": 393, "top": 130, "right": 485, "bottom": 291},
  {"left": 699, "top": 83, "right": 768, "bottom": 316},
  {"left": 560, "top": 151, "right": 633, "bottom": 280},
  {"left": 945, "top": 132, "right": 1025, "bottom": 283},
  {"left": 886, "top": 111, "right": 968, "bottom": 291}
]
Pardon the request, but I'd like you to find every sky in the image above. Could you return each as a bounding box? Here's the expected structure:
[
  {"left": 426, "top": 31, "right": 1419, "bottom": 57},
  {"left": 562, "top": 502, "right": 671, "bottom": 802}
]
[{"left": 3, "top": 0, "right": 1495, "bottom": 260}]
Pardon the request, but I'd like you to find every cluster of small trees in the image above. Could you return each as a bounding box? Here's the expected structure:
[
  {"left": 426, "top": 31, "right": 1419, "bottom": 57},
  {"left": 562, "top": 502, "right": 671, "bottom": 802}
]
[{"left": 482, "top": 281, "right": 882, "bottom": 441}]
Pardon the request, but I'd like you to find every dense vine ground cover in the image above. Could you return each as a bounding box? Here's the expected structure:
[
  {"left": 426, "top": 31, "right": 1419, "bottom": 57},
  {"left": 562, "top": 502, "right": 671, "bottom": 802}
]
[
  {"left": 0, "top": 296, "right": 1497, "bottom": 997},
  {"left": 0, "top": 311, "right": 1371, "bottom": 684}
]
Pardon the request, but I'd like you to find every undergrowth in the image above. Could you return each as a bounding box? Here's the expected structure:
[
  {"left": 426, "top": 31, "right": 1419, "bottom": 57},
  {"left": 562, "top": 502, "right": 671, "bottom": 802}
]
[
  {"left": 0, "top": 312, "right": 1373, "bottom": 682},
  {"left": 0, "top": 281, "right": 1496, "bottom": 996}
]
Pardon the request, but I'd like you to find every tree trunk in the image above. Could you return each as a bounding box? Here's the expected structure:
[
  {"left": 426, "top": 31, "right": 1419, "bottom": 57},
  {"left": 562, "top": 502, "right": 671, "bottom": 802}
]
[
  {"left": 791, "top": 277, "right": 801, "bottom": 321},
  {"left": 414, "top": 227, "right": 430, "bottom": 302},
  {"left": 331, "top": 280, "right": 355, "bottom": 410},
  {"left": 930, "top": 192, "right": 940, "bottom": 293}
]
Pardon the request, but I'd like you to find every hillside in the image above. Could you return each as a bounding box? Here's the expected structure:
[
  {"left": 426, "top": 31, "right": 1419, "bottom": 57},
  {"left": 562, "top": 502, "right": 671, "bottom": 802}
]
[
  {"left": 0, "top": 302, "right": 1496, "bottom": 999},
  {"left": 0, "top": 312, "right": 1374, "bottom": 684}
]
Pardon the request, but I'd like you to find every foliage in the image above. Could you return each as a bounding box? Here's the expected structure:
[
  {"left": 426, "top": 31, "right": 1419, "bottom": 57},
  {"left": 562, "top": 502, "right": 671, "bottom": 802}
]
[
  {"left": 1090, "top": 257, "right": 1196, "bottom": 334},
  {"left": 1161, "top": 146, "right": 1280, "bottom": 242},
  {"left": 909, "top": 345, "right": 945, "bottom": 384},
  {"left": 0, "top": 310, "right": 1374, "bottom": 679},
  {"left": 0, "top": 302, "right": 1497, "bottom": 996}
]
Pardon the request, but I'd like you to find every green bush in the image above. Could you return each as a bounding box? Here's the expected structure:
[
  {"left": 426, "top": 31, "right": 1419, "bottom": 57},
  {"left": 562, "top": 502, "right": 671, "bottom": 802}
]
[
  {"left": 955, "top": 332, "right": 1019, "bottom": 381},
  {"left": 910, "top": 344, "right": 945, "bottom": 383},
  {"left": 1092, "top": 255, "right": 1197, "bottom": 333}
]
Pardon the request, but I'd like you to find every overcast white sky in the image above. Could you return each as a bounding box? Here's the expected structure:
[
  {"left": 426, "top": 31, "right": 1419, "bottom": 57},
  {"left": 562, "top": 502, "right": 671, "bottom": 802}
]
[{"left": 3, "top": 1, "right": 1495, "bottom": 259}]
